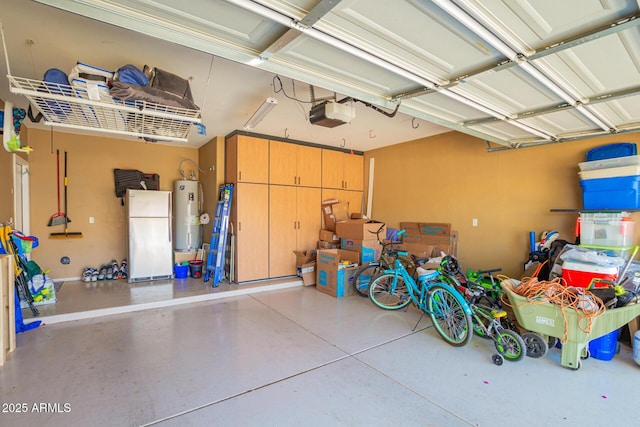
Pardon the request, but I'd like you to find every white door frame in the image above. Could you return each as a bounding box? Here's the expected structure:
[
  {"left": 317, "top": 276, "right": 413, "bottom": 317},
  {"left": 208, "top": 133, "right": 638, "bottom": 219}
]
[{"left": 13, "top": 154, "right": 30, "bottom": 235}]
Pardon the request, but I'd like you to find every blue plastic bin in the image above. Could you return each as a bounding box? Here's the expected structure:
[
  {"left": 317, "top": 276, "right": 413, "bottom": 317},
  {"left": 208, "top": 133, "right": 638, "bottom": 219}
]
[
  {"left": 174, "top": 264, "right": 188, "bottom": 279},
  {"left": 589, "top": 328, "right": 619, "bottom": 361},
  {"left": 586, "top": 143, "right": 637, "bottom": 162},
  {"left": 580, "top": 175, "right": 640, "bottom": 209}
]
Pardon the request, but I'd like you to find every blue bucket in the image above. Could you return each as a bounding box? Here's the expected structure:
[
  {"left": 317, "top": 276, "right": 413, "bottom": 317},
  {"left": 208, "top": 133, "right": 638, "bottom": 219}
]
[{"left": 174, "top": 264, "right": 188, "bottom": 279}]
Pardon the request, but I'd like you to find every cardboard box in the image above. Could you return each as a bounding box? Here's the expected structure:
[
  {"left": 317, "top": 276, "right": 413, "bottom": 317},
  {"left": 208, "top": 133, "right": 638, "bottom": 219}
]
[
  {"left": 319, "top": 229, "right": 340, "bottom": 243},
  {"left": 336, "top": 219, "right": 386, "bottom": 241},
  {"left": 293, "top": 250, "right": 317, "bottom": 266},
  {"left": 397, "top": 242, "right": 434, "bottom": 259},
  {"left": 298, "top": 261, "right": 316, "bottom": 286},
  {"left": 340, "top": 238, "right": 382, "bottom": 263},
  {"left": 322, "top": 198, "right": 351, "bottom": 231},
  {"left": 317, "top": 240, "right": 340, "bottom": 249},
  {"left": 419, "top": 223, "right": 451, "bottom": 236},
  {"left": 421, "top": 231, "right": 458, "bottom": 256},
  {"left": 400, "top": 222, "right": 457, "bottom": 256},
  {"left": 315, "top": 249, "right": 360, "bottom": 298},
  {"left": 174, "top": 251, "right": 197, "bottom": 264}
]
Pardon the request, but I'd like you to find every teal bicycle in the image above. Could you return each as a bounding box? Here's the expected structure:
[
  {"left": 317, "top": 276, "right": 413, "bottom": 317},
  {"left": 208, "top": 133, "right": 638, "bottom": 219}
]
[{"left": 368, "top": 235, "right": 473, "bottom": 347}]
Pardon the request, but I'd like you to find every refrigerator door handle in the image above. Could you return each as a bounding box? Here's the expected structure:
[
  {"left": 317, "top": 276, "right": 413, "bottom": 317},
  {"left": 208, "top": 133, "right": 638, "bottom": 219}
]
[{"left": 168, "top": 193, "right": 173, "bottom": 243}]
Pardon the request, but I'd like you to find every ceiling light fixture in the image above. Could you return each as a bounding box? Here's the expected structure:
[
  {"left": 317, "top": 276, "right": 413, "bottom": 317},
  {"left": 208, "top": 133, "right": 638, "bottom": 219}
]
[
  {"left": 453, "top": 0, "right": 534, "bottom": 56},
  {"left": 430, "top": 0, "right": 519, "bottom": 60},
  {"left": 441, "top": 88, "right": 552, "bottom": 139},
  {"left": 242, "top": 97, "right": 278, "bottom": 130},
  {"left": 575, "top": 104, "right": 612, "bottom": 132}
]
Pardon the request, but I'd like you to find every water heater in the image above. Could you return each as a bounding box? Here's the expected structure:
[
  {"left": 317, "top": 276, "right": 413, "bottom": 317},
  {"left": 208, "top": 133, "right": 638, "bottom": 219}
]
[{"left": 174, "top": 180, "right": 202, "bottom": 251}]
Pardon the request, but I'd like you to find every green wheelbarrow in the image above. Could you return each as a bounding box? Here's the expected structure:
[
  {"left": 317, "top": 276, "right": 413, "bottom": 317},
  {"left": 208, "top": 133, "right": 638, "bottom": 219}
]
[{"left": 501, "top": 282, "right": 640, "bottom": 370}]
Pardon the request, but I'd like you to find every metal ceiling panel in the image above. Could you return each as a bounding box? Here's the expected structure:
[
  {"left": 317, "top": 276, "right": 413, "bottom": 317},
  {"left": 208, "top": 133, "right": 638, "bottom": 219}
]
[{"left": 20, "top": 0, "right": 640, "bottom": 149}]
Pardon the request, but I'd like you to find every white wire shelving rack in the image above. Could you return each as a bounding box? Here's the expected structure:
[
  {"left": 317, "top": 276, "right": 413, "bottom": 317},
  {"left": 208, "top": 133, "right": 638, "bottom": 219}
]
[{"left": 7, "top": 75, "right": 202, "bottom": 143}]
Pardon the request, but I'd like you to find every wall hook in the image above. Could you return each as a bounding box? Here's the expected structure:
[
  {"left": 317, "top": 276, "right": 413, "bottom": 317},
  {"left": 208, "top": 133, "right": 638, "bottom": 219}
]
[
  {"left": 284, "top": 128, "right": 290, "bottom": 138},
  {"left": 369, "top": 130, "right": 376, "bottom": 138},
  {"left": 340, "top": 138, "right": 346, "bottom": 148},
  {"left": 412, "top": 117, "right": 419, "bottom": 129}
]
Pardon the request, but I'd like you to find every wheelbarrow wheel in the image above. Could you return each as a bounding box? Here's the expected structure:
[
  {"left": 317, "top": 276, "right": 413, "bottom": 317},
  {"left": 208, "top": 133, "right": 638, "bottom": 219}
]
[
  {"left": 581, "top": 347, "right": 590, "bottom": 360},
  {"left": 522, "top": 332, "right": 548, "bottom": 358}
]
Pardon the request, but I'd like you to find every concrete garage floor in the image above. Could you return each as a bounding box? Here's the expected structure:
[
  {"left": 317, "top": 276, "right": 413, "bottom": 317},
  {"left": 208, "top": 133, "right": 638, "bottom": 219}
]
[{"left": 3, "top": 284, "right": 640, "bottom": 426}]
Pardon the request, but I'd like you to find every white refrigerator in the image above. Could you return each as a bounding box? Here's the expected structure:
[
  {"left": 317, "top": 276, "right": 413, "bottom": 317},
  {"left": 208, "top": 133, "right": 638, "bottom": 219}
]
[{"left": 125, "top": 189, "right": 173, "bottom": 283}]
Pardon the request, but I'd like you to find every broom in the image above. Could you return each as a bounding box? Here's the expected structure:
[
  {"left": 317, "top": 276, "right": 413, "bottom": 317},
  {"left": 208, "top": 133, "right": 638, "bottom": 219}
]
[
  {"left": 50, "top": 150, "right": 83, "bottom": 238},
  {"left": 48, "top": 149, "right": 71, "bottom": 226}
]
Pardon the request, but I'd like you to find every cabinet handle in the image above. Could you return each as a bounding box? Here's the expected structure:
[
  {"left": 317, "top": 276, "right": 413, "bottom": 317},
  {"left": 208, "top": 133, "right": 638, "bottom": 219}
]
[
  {"left": 297, "top": 176, "right": 301, "bottom": 185},
  {"left": 239, "top": 171, "right": 242, "bottom": 181},
  {"left": 344, "top": 180, "right": 348, "bottom": 189},
  {"left": 297, "top": 221, "right": 300, "bottom": 229},
  {"left": 294, "top": 176, "right": 297, "bottom": 185},
  {"left": 239, "top": 222, "right": 242, "bottom": 232},
  {"left": 294, "top": 221, "right": 297, "bottom": 230}
]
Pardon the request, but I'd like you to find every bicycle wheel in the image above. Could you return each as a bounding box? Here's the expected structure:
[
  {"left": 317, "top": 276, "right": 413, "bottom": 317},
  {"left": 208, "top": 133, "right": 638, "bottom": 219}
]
[
  {"left": 494, "top": 329, "right": 526, "bottom": 362},
  {"left": 368, "top": 273, "right": 411, "bottom": 310},
  {"left": 353, "top": 263, "right": 383, "bottom": 297},
  {"left": 426, "top": 285, "right": 473, "bottom": 347}
]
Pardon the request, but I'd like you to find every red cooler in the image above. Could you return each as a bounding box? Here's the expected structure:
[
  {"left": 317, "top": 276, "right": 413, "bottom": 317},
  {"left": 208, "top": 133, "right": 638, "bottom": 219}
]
[{"left": 561, "top": 261, "right": 618, "bottom": 288}]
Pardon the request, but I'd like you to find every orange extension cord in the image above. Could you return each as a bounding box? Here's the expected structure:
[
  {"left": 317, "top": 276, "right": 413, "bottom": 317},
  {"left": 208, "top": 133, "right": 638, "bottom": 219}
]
[{"left": 498, "top": 264, "right": 607, "bottom": 344}]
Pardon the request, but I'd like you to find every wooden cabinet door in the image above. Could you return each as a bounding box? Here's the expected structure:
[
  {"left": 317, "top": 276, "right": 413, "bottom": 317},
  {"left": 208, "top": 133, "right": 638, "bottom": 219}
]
[
  {"left": 321, "top": 149, "right": 344, "bottom": 189},
  {"left": 342, "top": 190, "right": 364, "bottom": 216},
  {"left": 297, "top": 187, "right": 321, "bottom": 251},
  {"left": 269, "top": 185, "right": 297, "bottom": 278},
  {"left": 237, "top": 135, "right": 269, "bottom": 183},
  {"left": 235, "top": 183, "right": 269, "bottom": 282},
  {"left": 297, "top": 145, "right": 321, "bottom": 188},
  {"left": 343, "top": 153, "right": 364, "bottom": 191},
  {"left": 269, "top": 141, "right": 297, "bottom": 186}
]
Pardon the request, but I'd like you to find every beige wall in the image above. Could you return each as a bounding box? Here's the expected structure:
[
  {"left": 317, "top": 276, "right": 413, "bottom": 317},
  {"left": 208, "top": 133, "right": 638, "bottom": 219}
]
[
  {"left": 364, "top": 131, "right": 640, "bottom": 279},
  {"left": 25, "top": 128, "right": 201, "bottom": 278},
  {"left": 0, "top": 99, "right": 13, "bottom": 224},
  {"left": 197, "top": 135, "right": 225, "bottom": 241}
]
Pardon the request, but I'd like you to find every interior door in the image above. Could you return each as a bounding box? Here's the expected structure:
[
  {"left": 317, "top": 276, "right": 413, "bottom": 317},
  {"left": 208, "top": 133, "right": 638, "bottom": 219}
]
[
  {"left": 236, "top": 183, "right": 269, "bottom": 282},
  {"left": 269, "top": 185, "right": 297, "bottom": 278},
  {"left": 296, "top": 187, "right": 321, "bottom": 251}
]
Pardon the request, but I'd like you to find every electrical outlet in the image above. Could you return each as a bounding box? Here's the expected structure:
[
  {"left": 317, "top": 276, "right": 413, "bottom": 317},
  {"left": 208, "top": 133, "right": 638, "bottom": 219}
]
[
  {"left": 472, "top": 218, "right": 478, "bottom": 227},
  {"left": 89, "top": 216, "right": 94, "bottom": 224}
]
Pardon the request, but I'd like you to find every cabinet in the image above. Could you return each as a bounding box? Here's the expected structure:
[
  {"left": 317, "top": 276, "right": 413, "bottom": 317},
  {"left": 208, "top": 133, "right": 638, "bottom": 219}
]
[
  {"left": 232, "top": 183, "right": 269, "bottom": 282},
  {"left": 321, "top": 149, "right": 364, "bottom": 191},
  {"left": 269, "top": 186, "right": 321, "bottom": 278},
  {"left": 226, "top": 134, "right": 269, "bottom": 183},
  {"left": 270, "top": 141, "right": 321, "bottom": 187}
]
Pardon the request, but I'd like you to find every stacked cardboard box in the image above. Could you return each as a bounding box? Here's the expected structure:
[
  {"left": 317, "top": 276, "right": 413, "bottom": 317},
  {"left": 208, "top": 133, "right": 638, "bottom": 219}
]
[
  {"left": 294, "top": 250, "right": 317, "bottom": 286},
  {"left": 319, "top": 199, "right": 348, "bottom": 249},
  {"left": 335, "top": 219, "right": 386, "bottom": 263},
  {"left": 400, "top": 222, "right": 458, "bottom": 257},
  {"left": 315, "top": 249, "right": 360, "bottom": 298}
]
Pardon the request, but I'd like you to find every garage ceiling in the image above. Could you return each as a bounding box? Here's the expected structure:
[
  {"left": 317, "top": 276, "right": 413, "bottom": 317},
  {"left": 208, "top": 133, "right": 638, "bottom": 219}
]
[{"left": 3, "top": 0, "right": 640, "bottom": 151}]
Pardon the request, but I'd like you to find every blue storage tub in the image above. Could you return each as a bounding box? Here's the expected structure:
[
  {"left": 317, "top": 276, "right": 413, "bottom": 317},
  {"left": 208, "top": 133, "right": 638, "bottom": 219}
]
[
  {"left": 589, "top": 328, "right": 619, "bottom": 361},
  {"left": 586, "top": 143, "right": 637, "bottom": 162},
  {"left": 580, "top": 175, "right": 640, "bottom": 209},
  {"left": 174, "top": 264, "right": 188, "bottom": 279}
]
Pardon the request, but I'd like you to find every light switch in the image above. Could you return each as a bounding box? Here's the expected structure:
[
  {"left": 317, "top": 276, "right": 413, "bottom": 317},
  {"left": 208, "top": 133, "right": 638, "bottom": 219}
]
[
  {"left": 89, "top": 217, "right": 95, "bottom": 224},
  {"left": 472, "top": 218, "right": 478, "bottom": 227}
]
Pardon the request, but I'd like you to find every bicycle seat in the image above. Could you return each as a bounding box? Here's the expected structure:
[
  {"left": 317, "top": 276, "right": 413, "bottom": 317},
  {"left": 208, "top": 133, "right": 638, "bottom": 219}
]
[
  {"left": 491, "top": 310, "right": 507, "bottom": 319},
  {"left": 416, "top": 266, "right": 438, "bottom": 280},
  {"left": 410, "top": 254, "right": 430, "bottom": 266}
]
